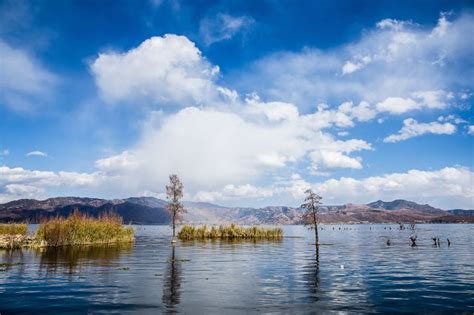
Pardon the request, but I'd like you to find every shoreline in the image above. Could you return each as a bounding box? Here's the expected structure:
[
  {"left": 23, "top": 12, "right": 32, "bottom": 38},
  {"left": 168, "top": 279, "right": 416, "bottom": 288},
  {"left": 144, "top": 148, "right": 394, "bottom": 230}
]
[{"left": 0, "top": 234, "right": 134, "bottom": 250}]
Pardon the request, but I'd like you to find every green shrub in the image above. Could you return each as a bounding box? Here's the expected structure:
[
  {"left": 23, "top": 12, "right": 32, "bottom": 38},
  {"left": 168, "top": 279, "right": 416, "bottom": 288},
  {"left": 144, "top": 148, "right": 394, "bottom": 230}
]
[
  {"left": 178, "top": 224, "right": 283, "bottom": 240},
  {"left": 0, "top": 224, "right": 28, "bottom": 236},
  {"left": 35, "top": 211, "right": 134, "bottom": 246}
]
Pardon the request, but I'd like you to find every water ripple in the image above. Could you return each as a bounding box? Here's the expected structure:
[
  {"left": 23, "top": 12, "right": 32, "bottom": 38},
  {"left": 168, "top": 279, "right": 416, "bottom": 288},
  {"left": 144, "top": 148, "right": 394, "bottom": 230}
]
[{"left": 1, "top": 224, "right": 473, "bottom": 313}]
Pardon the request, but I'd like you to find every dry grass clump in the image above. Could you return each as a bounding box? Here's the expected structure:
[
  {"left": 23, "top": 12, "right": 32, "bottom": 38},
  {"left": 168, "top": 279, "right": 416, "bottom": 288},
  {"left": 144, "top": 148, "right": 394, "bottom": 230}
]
[
  {"left": 0, "top": 224, "right": 28, "bottom": 236},
  {"left": 178, "top": 224, "right": 283, "bottom": 240},
  {"left": 35, "top": 211, "right": 134, "bottom": 246}
]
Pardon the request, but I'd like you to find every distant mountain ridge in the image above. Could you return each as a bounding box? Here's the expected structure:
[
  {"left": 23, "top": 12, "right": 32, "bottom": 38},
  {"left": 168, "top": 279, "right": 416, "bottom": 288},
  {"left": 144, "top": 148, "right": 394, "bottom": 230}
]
[
  {"left": 0, "top": 197, "right": 169, "bottom": 224},
  {"left": 0, "top": 197, "right": 472, "bottom": 224},
  {"left": 368, "top": 199, "right": 438, "bottom": 211}
]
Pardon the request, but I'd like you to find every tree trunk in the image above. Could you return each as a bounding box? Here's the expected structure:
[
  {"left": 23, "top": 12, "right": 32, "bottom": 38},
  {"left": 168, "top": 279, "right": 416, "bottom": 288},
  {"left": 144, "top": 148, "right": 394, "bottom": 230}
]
[
  {"left": 314, "top": 222, "right": 319, "bottom": 246},
  {"left": 313, "top": 209, "right": 319, "bottom": 246},
  {"left": 172, "top": 211, "right": 176, "bottom": 239}
]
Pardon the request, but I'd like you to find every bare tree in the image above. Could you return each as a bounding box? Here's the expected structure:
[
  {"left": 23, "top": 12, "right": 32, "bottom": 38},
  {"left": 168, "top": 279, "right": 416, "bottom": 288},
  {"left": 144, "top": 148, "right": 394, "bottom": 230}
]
[
  {"left": 166, "top": 174, "right": 186, "bottom": 243},
  {"left": 301, "top": 189, "right": 322, "bottom": 247}
]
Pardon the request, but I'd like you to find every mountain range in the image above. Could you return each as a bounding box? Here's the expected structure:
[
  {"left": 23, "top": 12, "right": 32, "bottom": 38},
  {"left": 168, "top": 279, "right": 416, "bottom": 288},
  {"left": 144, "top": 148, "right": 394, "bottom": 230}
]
[{"left": 1, "top": 196, "right": 473, "bottom": 224}]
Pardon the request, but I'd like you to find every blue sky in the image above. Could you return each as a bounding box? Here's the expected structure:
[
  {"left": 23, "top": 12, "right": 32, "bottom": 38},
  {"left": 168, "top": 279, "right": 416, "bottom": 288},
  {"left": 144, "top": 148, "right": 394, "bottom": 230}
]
[{"left": 0, "top": 0, "right": 473, "bottom": 209}]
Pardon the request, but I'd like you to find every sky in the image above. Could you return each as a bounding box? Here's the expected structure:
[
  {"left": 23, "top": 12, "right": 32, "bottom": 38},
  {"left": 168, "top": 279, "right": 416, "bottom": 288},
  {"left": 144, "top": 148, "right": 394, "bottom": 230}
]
[{"left": 0, "top": 0, "right": 473, "bottom": 209}]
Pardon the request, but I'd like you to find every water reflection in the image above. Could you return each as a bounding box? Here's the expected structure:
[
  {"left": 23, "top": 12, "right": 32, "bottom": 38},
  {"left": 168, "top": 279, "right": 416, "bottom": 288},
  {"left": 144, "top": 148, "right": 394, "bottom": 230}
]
[
  {"left": 179, "top": 238, "right": 283, "bottom": 248},
  {"left": 1, "top": 225, "right": 473, "bottom": 313},
  {"left": 305, "top": 247, "right": 320, "bottom": 301},
  {"left": 0, "top": 250, "right": 26, "bottom": 273},
  {"left": 162, "top": 245, "right": 182, "bottom": 313},
  {"left": 36, "top": 243, "right": 133, "bottom": 274}
]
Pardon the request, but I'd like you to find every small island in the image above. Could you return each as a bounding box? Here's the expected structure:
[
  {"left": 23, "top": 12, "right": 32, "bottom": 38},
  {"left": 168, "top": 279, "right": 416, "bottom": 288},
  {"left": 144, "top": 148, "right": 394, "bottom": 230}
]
[
  {"left": 0, "top": 211, "right": 134, "bottom": 249},
  {"left": 178, "top": 224, "right": 283, "bottom": 240}
]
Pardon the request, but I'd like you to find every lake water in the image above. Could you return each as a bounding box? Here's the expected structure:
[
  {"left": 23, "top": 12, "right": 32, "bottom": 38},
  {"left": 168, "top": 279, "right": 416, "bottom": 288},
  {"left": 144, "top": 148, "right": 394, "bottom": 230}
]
[{"left": 1, "top": 224, "right": 473, "bottom": 314}]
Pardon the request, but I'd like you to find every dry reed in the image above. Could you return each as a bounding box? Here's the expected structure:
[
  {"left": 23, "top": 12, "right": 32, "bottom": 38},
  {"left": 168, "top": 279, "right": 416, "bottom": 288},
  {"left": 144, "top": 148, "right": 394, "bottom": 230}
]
[
  {"left": 0, "top": 224, "right": 28, "bottom": 236},
  {"left": 35, "top": 211, "right": 134, "bottom": 246},
  {"left": 178, "top": 224, "right": 283, "bottom": 240}
]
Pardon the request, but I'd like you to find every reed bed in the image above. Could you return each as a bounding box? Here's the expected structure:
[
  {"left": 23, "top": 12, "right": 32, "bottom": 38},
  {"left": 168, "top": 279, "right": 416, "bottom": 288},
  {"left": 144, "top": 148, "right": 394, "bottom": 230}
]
[
  {"left": 35, "top": 211, "right": 134, "bottom": 247},
  {"left": 0, "top": 224, "right": 28, "bottom": 236},
  {"left": 178, "top": 224, "right": 283, "bottom": 240}
]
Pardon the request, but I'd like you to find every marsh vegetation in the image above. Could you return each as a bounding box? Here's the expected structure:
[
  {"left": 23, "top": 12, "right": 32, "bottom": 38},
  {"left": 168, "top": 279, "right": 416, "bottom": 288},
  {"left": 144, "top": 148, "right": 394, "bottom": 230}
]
[
  {"left": 35, "top": 211, "right": 134, "bottom": 246},
  {"left": 0, "top": 223, "right": 28, "bottom": 236},
  {"left": 177, "top": 224, "right": 283, "bottom": 240},
  {"left": 0, "top": 211, "right": 134, "bottom": 249}
]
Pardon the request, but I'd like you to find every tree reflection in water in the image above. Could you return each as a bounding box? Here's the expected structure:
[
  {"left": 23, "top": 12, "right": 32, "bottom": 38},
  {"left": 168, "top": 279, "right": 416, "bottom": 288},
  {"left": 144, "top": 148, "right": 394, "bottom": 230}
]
[
  {"left": 306, "top": 246, "right": 320, "bottom": 301},
  {"left": 0, "top": 250, "right": 26, "bottom": 274},
  {"left": 37, "top": 243, "right": 133, "bottom": 275},
  {"left": 162, "top": 245, "right": 182, "bottom": 313}
]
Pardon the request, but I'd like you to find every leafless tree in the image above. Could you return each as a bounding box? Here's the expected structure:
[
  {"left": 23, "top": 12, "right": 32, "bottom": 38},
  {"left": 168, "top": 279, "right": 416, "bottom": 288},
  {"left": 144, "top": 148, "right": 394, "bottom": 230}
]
[
  {"left": 301, "top": 189, "right": 322, "bottom": 247},
  {"left": 166, "top": 174, "right": 186, "bottom": 242}
]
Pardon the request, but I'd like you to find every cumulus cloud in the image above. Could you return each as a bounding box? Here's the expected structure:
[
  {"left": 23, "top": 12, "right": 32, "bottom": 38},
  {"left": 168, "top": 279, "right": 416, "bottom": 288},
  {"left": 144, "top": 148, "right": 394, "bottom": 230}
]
[
  {"left": 193, "top": 167, "right": 473, "bottom": 209},
  {"left": 384, "top": 118, "right": 456, "bottom": 142},
  {"left": 0, "top": 166, "right": 105, "bottom": 203},
  {"left": 93, "top": 99, "right": 372, "bottom": 194},
  {"left": 310, "top": 151, "right": 362, "bottom": 170},
  {"left": 95, "top": 150, "right": 137, "bottom": 173},
  {"left": 194, "top": 184, "right": 274, "bottom": 203},
  {"left": 0, "top": 99, "right": 373, "bottom": 202},
  {"left": 337, "top": 101, "right": 377, "bottom": 122},
  {"left": 199, "top": 13, "right": 254, "bottom": 45},
  {"left": 0, "top": 40, "right": 56, "bottom": 111},
  {"left": 375, "top": 90, "right": 451, "bottom": 114},
  {"left": 244, "top": 96, "right": 299, "bottom": 122},
  {"left": 315, "top": 166, "right": 473, "bottom": 209},
  {"left": 26, "top": 150, "right": 48, "bottom": 157},
  {"left": 237, "top": 13, "right": 474, "bottom": 110},
  {"left": 90, "top": 34, "right": 231, "bottom": 107}
]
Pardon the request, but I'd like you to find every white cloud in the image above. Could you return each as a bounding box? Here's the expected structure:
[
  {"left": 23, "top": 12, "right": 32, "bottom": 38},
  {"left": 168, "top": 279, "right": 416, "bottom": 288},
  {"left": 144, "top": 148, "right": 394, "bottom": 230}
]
[
  {"left": 26, "top": 150, "right": 48, "bottom": 157},
  {"left": 192, "top": 167, "right": 473, "bottom": 209},
  {"left": 0, "top": 40, "right": 56, "bottom": 111},
  {"left": 90, "top": 34, "right": 226, "bottom": 106},
  {"left": 376, "top": 97, "right": 418, "bottom": 114},
  {"left": 1, "top": 94, "right": 373, "bottom": 202},
  {"left": 376, "top": 18, "right": 412, "bottom": 31},
  {"left": 431, "top": 13, "right": 451, "bottom": 37},
  {"left": 244, "top": 95, "right": 299, "bottom": 122},
  {"left": 0, "top": 166, "right": 105, "bottom": 203},
  {"left": 95, "top": 150, "right": 137, "bottom": 173},
  {"left": 310, "top": 151, "right": 362, "bottom": 169},
  {"left": 199, "top": 13, "right": 254, "bottom": 45},
  {"left": 338, "top": 101, "right": 377, "bottom": 121},
  {"left": 342, "top": 55, "right": 372, "bottom": 74},
  {"left": 194, "top": 184, "right": 274, "bottom": 202},
  {"left": 315, "top": 166, "right": 473, "bottom": 209},
  {"left": 411, "top": 90, "right": 448, "bottom": 109},
  {"left": 0, "top": 149, "right": 9, "bottom": 156},
  {"left": 468, "top": 125, "right": 474, "bottom": 135},
  {"left": 384, "top": 118, "right": 456, "bottom": 143},
  {"left": 237, "top": 13, "right": 474, "bottom": 111},
  {"left": 437, "top": 114, "right": 467, "bottom": 124},
  {"left": 93, "top": 100, "right": 372, "bottom": 194},
  {"left": 375, "top": 90, "right": 450, "bottom": 115}
]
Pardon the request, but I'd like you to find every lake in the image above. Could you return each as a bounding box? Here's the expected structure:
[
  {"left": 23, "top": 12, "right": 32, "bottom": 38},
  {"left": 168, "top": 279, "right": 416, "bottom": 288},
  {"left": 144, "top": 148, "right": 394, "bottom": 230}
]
[{"left": 1, "top": 224, "right": 473, "bottom": 314}]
